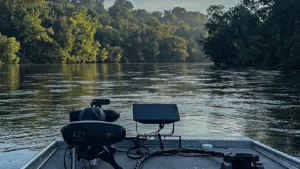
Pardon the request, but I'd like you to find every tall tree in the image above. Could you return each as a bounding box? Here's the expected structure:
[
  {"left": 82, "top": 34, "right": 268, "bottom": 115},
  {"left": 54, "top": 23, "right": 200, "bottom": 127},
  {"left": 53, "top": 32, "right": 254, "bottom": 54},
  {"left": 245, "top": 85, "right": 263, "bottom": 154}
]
[{"left": 0, "top": 33, "right": 20, "bottom": 64}]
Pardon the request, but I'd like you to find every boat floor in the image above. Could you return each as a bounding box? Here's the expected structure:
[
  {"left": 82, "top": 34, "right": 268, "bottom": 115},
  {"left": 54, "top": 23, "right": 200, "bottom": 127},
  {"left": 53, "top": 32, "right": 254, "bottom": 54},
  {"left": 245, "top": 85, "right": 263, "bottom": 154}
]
[
  {"left": 43, "top": 146, "right": 285, "bottom": 169},
  {"left": 22, "top": 136, "right": 300, "bottom": 169}
]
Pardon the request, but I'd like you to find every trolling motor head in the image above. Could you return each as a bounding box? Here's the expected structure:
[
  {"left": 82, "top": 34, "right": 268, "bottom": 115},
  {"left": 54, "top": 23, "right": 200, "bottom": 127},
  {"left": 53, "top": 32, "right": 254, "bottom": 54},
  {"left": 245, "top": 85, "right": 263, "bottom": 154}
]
[
  {"left": 69, "top": 99, "right": 120, "bottom": 122},
  {"left": 61, "top": 99, "right": 125, "bottom": 169}
]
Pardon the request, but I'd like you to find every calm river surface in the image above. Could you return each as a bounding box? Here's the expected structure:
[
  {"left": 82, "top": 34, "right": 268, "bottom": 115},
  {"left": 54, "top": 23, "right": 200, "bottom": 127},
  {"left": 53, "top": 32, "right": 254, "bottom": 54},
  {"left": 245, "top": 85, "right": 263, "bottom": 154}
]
[{"left": 0, "top": 63, "right": 300, "bottom": 168}]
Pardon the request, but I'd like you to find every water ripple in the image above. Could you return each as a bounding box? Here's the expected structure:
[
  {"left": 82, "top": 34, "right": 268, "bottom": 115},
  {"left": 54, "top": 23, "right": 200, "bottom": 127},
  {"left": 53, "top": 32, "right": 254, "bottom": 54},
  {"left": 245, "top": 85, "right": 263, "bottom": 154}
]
[{"left": 1, "top": 63, "right": 300, "bottom": 168}]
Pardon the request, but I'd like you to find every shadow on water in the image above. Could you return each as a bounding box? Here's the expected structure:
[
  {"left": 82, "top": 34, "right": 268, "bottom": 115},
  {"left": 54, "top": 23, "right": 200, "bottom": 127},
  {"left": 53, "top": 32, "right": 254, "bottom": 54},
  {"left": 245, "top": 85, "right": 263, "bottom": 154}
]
[{"left": 0, "top": 63, "right": 300, "bottom": 168}]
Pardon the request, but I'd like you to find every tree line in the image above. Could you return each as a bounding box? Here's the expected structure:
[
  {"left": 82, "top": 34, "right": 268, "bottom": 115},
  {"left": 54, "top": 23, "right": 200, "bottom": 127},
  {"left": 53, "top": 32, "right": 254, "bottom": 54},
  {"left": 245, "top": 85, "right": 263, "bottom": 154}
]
[
  {"left": 0, "top": 0, "right": 208, "bottom": 64},
  {"left": 200, "top": 0, "right": 300, "bottom": 70}
]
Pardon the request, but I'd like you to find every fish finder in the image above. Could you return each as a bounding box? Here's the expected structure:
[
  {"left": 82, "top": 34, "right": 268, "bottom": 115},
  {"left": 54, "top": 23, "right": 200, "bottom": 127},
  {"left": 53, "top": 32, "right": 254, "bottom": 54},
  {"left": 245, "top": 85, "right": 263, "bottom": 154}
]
[{"left": 133, "top": 104, "right": 180, "bottom": 124}]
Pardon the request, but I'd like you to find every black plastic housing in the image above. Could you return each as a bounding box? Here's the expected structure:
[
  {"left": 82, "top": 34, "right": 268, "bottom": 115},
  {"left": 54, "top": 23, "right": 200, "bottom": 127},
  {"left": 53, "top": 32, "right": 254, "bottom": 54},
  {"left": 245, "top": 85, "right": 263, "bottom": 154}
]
[
  {"left": 103, "top": 110, "right": 121, "bottom": 122},
  {"left": 92, "top": 99, "right": 110, "bottom": 107},
  {"left": 133, "top": 104, "right": 180, "bottom": 124},
  {"left": 69, "top": 108, "right": 120, "bottom": 122},
  {"left": 79, "top": 107, "right": 106, "bottom": 121},
  {"left": 61, "top": 121, "right": 126, "bottom": 147},
  {"left": 69, "top": 110, "right": 82, "bottom": 122}
]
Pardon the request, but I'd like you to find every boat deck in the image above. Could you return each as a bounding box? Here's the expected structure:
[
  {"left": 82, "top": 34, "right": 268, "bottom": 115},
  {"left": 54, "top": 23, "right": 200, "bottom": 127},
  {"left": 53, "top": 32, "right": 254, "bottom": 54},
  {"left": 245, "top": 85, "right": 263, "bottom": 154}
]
[{"left": 21, "top": 135, "right": 300, "bottom": 169}]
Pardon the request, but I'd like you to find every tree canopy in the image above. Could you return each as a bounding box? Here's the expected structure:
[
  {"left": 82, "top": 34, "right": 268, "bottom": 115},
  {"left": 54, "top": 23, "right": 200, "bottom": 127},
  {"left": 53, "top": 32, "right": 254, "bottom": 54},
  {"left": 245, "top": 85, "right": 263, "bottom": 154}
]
[
  {"left": 0, "top": 0, "right": 208, "bottom": 64},
  {"left": 0, "top": 33, "right": 20, "bottom": 64},
  {"left": 200, "top": 0, "right": 300, "bottom": 70}
]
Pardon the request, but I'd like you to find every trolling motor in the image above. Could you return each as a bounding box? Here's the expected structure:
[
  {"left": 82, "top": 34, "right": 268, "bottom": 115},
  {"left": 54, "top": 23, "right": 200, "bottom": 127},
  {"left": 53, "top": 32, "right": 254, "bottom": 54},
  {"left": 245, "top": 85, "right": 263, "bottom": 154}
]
[{"left": 61, "top": 99, "right": 126, "bottom": 169}]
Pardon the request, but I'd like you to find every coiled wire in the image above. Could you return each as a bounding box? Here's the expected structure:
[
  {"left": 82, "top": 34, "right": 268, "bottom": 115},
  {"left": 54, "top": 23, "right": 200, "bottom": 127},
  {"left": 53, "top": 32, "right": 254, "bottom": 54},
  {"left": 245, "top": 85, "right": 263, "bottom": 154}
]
[{"left": 134, "top": 148, "right": 225, "bottom": 169}]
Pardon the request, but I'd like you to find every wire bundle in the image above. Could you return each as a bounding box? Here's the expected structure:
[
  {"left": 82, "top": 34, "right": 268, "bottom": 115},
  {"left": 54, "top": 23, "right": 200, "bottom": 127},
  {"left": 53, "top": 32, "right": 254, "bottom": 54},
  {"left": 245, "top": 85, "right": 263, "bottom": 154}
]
[
  {"left": 134, "top": 148, "right": 225, "bottom": 169},
  {"left": 126, "top": 127, "right": 164, "bottom": 159},
  {"left": 64, "top": 146, "right": 94, "bottom": 169}
]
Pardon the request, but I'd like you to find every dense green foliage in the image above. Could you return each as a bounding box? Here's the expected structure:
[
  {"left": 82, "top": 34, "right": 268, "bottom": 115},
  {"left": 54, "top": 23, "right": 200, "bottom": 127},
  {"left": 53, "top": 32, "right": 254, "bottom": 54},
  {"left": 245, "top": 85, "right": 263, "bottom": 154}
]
[
  {"left": 200, "top": 0, "right": 300, "bottom": 70},
  {"left": 0, "top": 33, "right": 20, "bottom": 64},
  {"left": 0, "top": 0, "right": 208, "bottom": 64}
]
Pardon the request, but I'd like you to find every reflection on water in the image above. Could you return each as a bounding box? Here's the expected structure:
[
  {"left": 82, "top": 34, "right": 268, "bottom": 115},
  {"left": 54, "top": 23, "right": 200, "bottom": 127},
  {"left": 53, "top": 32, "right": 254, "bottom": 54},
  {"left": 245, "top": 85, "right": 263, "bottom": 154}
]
[{"left": 0, "top": 63, "right": 300, "bottom": 168}]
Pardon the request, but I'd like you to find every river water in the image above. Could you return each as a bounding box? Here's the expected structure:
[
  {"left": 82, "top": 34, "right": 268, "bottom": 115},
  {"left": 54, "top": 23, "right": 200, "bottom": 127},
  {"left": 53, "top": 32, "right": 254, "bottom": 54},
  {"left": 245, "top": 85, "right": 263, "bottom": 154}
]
[{"left": 0, "top": 63, "right": 300, "bottom": 168}]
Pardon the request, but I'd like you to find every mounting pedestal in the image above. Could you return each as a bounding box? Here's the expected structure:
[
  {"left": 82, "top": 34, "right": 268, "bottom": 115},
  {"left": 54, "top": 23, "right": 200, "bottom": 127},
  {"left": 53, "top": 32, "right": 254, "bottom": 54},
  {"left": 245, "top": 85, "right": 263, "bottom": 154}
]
[{"left": 133, "top": 104, "right": 182, "bottom": 149}]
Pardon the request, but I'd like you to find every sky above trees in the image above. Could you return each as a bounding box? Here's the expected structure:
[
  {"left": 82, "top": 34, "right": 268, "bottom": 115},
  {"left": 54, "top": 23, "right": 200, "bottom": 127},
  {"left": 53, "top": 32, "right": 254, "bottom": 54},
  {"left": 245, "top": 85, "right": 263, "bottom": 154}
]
[{"left": 103, "top": 0, "right": 239, "bottom": 13}]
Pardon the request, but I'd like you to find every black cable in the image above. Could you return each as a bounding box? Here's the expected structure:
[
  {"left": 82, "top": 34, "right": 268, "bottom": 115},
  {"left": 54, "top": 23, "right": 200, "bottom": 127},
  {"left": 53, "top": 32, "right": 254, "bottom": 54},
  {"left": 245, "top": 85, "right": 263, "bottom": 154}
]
[
  {"left": 126, "top": 127, "right": 164, "bottom": 160},
  {"left": 134, "top": 148, "right": 225, "bottom": 169},
  {"left": 117, "top": 149, "right": 126, "bottom": 153},
  {"left": 89, "top": 161, "right": 92, "bottom": 169},
  {"left": 64, "top": 147, "right": 68, "bottom": 169},
  {"left": 81, "top": 159, "right": 89, "bottom": 169},
  {"left": 126, "top": 128, "right": 163, "bottom": 159},
  {"left": 64, "top": 146, "right": 73, "bottom": 169},
  {"left": 160, "top": 153, "right": 217, "bottom": 157},
  {"left": 127, "top": 145, "right": 150, "bottom": 159},
  {"left": 81, "top": 160, "right": 92, "bottom": 169},
  {"left": 92, "top": 106, "right": 102, "bottom": 121},
  {"left": 70, "top": 148, "right": 73, "bottom": 169}
]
